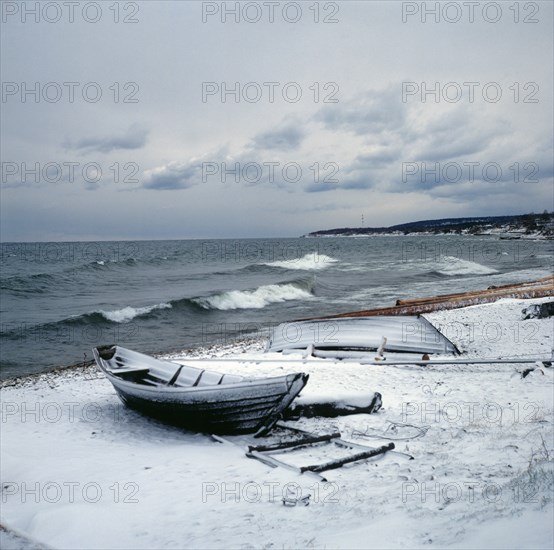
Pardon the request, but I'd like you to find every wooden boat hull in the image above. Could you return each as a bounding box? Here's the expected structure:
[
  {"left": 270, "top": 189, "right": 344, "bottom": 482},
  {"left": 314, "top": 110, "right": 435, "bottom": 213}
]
[
  {"left": 267, "top": 316, "right": 459, "bottom": 355},
  {"left": 110, "top": 374, "right": 308, "bottom": 434},
  {"left": 93, "top": 346, "right": 308, "bottom": 435}
]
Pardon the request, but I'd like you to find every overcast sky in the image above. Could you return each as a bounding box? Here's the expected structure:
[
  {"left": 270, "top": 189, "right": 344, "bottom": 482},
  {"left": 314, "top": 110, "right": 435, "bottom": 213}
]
[{"left": 1, "top": 0, "right": 553, "bottom": 241}]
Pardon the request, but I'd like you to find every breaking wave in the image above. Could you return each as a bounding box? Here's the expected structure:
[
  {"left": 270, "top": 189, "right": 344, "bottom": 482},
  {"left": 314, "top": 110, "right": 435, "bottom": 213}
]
[
  {"left": 98, "top": 302, "right": 172, "bottom": 323},
  {"left": 192, "top": 280, "right": 314, "bottom": 310},
  {"left": 263, "top": 253, "right": 338, "bottom": 271},
  {"left": 435, "top": 256, "right": 498, "bottom": 276}
]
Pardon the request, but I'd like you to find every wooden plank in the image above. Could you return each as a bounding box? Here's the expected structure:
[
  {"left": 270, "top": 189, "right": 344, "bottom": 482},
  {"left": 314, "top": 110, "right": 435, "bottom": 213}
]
[
  {"left": 302, "top": 278, "right": 553, "bottom": 320},
  {"left": 245, "top": 450, "right": 327, "bottom": 480},
  {"left": 284, "top": 394, "right": 382, "bottom": 418},
  {"left": 299, "top": 442, "right": 395, "bottom": 473},
  {"left": 248, "top": 432, "right": 341, "bottom": 453},
  {"left": 398, "top": 276, "right": 553, "bottom": 304},
  {"left": 396, "top": 278, "right": 554, "bottom": 306},
  {"left": 359, "top": 357, "right": 551, "bottom": 366}
]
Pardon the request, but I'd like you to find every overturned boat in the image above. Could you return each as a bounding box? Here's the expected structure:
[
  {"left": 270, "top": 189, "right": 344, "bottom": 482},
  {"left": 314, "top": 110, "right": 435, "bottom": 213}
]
[
  {"left": 266, "top": 316, "right": 459, "bottom": 356},
  {"left": 93, "top": 345, "right": 308, "bottom": 435}
]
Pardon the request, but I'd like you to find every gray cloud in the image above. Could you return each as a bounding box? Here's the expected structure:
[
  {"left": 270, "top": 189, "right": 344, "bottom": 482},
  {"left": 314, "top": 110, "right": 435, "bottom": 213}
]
[
  {"left": 410, "top": 110, "right": 507, "bottom": 162},
  {"left": 67, "top": 124, "right": 149, "bottom": 154},
  {"left": 143, "top": 161, "right": 202, "bottom": 190},
  {"left": 304, "top": 99, "right": 553, "bottom": 199},
  {"left": 304, "top": 181, "right": 341, "bottom": 193},
  {"left": 3, "top": 0, "right": 551, "bottom": 240},
  {"left": 305, "top": 174, "right": 375, "bottom": 193},
  {"left": 354, "top": 149, "right": 400, "bottom": 168},
  {"left": 315, "top": 87, "right": 406, "bottom": 136},
  {"left": 250, "top": 124, "right": 305, "bottom": 151}
]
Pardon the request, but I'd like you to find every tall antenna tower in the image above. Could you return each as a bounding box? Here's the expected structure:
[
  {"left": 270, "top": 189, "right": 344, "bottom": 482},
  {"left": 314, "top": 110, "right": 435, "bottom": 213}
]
[{"left": 361, "top": 214, "right": 364, "bottom": 227}]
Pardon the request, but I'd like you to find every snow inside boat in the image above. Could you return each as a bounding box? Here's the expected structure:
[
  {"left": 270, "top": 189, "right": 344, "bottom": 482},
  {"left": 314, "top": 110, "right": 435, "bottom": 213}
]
[
  {"left": 266, "top": 316, "right": 459, "bottom": 356},
  {"left": 93, "top": 345, "right": 309, "bottom": 435}
]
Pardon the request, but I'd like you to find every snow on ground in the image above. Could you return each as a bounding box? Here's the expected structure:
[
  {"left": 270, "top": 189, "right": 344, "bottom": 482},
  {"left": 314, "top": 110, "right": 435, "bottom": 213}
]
[{"left": 1, "top": 298, "right": 553, "bottom": 549}]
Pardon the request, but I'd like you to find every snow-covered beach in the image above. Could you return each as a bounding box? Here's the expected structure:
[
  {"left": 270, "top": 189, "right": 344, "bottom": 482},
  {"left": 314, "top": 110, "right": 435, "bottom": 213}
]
[{"left": 1, "top": 297, "right": 553, "bottom": 550}]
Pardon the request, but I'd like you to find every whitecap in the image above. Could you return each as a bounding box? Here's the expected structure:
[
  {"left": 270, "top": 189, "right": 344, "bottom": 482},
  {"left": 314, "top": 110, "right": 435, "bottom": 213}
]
[
  {"left": 436, "top": 256, "right": 498, "bottom": 276},
  {"left": 100, "top": 302, "right": 172, "bottom": 323},
  {"left": 263, "top": 253, "right": 338, "bottom": 271},
  {"left": 194, "top": 283, "right": 312, "bottom": 310}
]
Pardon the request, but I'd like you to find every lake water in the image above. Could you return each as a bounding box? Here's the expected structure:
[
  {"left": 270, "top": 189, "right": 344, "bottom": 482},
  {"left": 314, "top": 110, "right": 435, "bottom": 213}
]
[{"left": 1, "top": 235, "right": 551, "bottom": 378}]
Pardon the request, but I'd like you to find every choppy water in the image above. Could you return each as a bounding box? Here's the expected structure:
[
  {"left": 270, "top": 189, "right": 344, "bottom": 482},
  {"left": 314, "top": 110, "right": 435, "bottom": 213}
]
[{"left": 1, "top": 236, "right": 552, "bottom": 379}]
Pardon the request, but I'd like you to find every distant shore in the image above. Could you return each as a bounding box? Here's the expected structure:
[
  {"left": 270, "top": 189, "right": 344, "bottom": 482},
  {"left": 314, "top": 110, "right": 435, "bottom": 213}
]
[
  {"left": 303, "top": 212, "right": 554, "bottom": 239},
  {"left": 304, "top": 231, "right": 552, "bottom": 239}
]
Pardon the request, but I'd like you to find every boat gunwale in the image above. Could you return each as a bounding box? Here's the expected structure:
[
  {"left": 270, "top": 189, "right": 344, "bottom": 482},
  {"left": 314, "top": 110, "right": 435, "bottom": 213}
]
[{"left": 94, "top": 346, "right": 307, "bottom": 396}]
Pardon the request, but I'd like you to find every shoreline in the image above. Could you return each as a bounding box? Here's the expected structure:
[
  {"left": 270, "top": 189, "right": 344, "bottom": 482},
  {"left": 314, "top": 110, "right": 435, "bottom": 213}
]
[{"left": 2, "top": 277, "right": 551, "bottom": 386}]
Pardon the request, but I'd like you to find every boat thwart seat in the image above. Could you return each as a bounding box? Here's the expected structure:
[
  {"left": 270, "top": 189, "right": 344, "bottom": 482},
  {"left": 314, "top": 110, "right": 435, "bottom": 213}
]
[{"left": 175, "top": 368, "right": 245, "bottom": 387}]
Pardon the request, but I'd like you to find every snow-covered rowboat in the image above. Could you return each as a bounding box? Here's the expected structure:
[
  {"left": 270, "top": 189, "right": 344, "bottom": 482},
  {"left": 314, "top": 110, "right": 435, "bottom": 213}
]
[
  {"left": 266, "top": 316, "right": 459, "bottom": 355},
  {"left": 93, "top": 345, "right": 309, "bottom": 435}
]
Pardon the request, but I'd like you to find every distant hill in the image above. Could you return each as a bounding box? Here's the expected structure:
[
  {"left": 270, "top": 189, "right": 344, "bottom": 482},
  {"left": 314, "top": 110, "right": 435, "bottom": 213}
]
[{"left": 304, "top": 212, "right": 554, "bottom": 238}]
